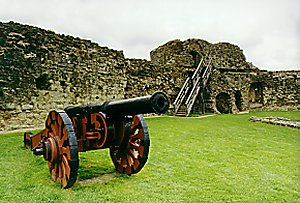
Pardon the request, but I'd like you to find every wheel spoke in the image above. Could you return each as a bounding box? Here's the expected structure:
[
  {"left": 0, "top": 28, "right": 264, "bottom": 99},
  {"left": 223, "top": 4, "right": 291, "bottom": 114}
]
[
  {"left": 51, "top": 123, "right": 59, "bottom": 138},
  {"left": 51, "top": 165, "right": 58, "bottom": 181},
  {"left": 133, "top": 158, "right": 140, "bottom": 170},
  {"left": 46, "top": 116, "right": 51, "bottom": 128},
  {"left": 131, "top": 129, "right": 144, "bottom": 140},
  {"left": 61, "top": 174, "right": 67, "bottom": 188},
  {"left": 127, "top": 154, "right": 134, "bottom": 166},
  {"left": 57, "top": 115, "right": 63, "bottom": 139},
  {"left": 62, "top": 155, "right": 70, "bottom": 178},
  {"left": 59, "top": 163, "right": 63, "bottom": 179},
  {"left": 60, "top": 163, "right": 67, "bottom": 187},
  {"left": 130, "top": 141, "right": 140, "bottom": 150},
  {"left": 61, "top": 146, "right": 71, "bottom": 160},
  {"left": 59, "top": 127, "right": 68, "bottom": 147},
  {"left": 50, "top": 111, "right": 56, "bottom": 121},
  {"left": 121, "top": 157, "right": 127, "bottom": 168},
  {"left": 137, "top": 146, "right": 144, "bottom": 157},
  {"left": 129, "top": 149, "right": 138, "bottom": 159}
]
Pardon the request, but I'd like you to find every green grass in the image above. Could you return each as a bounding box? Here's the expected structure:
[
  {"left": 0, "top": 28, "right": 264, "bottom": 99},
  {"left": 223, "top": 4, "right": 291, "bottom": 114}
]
[{"left": 0, "top": 111, "right": 299, "bottom": 202}]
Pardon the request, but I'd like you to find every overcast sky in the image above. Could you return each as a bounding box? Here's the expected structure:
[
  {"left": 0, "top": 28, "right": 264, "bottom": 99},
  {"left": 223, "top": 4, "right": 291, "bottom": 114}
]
[{"left": 0, "top": 0, "right": 299, "bottom": 71}]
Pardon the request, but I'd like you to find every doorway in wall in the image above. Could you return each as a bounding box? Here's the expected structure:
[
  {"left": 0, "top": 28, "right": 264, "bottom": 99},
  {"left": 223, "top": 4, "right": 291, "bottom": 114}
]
[
  {"left": 249, "top": 82, "right": 264, "bottom": 108},
  {"left": 234, "top": 90, "right": 243, "bottom": 111},
  {"left": 216, "top": 92, "right": 231, "bottom": 113}
]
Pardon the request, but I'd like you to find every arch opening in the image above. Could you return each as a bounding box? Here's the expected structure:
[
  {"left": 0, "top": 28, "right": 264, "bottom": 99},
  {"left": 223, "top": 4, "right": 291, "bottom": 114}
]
[
  {"left": 249, "top": 82, "right": 264, "bottom": 108},
  {"left": 216, "top": 92, "right": 231, "bottom": 113},
  {"left": 234, "top": 90, "right": 243, "bottom": 111}
]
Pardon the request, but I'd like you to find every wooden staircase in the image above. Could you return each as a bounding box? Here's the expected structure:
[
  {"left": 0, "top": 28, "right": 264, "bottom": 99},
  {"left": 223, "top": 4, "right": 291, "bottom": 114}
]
[{"left": 173, "top": 56, "right": 212, "bottom": 116}]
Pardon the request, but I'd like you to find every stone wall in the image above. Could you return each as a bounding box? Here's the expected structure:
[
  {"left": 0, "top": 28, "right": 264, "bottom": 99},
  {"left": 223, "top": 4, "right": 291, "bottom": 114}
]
[
  {"left": 206, "top": 69, "right": 299, "bottom": 114},
  {"left": 150, "top": 39, "right": 299, "bottom": 114},
  {"left": 125, "top": 59, "right": 156, "bottom": 97},
  {"left": 206, "top": 68, "right": 254, "bottom": 113},
  {"left": 125, "top": 58, "right": 178, "bottom": 99},
  {"left": 0, "top": 21, "right": 299, "bottom": 131},
  {"left": 0, "top": 21, "right": 127, "bottom": 131},
  {"left": 255, "top": 71, "right": 299, "bottom": 110}
]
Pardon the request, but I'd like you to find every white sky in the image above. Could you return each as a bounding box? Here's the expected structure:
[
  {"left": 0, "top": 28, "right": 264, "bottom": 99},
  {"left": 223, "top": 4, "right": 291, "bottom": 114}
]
[{"left": 0, "top": 0, "right": 299, "bottom": 70}]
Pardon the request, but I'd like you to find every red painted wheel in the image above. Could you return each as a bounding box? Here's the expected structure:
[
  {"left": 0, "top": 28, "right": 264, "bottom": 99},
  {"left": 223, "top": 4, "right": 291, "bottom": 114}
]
[
  {"left": 44, "top": 110, "right": 79, "bottom": 188},
  {"left": 110, "top": 114, "right": 150, "bottom": 175}
]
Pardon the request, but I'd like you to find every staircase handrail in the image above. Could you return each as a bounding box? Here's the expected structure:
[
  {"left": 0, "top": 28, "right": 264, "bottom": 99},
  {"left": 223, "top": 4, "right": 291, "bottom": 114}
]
[
  {"left": 191, "top": 58, "right": 204, "bottom": 80},
  {"left": 201, "top": 58, "right": 212, "bottom": 87},
  {"left": 185, "top": 77, "right": 202, "bottom": 115},
  {"left": 173, "top": 77, "right": 190, "bottom": 113}
]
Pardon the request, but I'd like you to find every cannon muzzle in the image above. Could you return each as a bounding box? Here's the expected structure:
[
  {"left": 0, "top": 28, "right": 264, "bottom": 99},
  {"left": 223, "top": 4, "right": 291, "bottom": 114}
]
[{"left": 103, "top": 92, "right": 169, "bottom": 116}]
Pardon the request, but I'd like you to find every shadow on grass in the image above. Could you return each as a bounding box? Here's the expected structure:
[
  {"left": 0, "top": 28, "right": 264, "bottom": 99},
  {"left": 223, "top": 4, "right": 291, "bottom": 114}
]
[
  {"left": 76, "top": 156, "right": 122, "bottom": 187},
  {"left": 78, "top": 164, "right": 116, "bottom": 181},
  {"left": 77, "top": 171, "right": 117, "bottom": 187},
  {"left": 76, "top": 165, "right": 132, "bottom": 188},
  {"left": 76, "top": 160, "right": 133, "bottom": 187}
]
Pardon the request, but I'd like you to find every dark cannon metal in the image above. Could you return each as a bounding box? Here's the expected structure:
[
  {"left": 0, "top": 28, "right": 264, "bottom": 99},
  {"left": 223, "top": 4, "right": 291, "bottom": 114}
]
[{"left": 24, "top": 92, "right": 169, "bottom": 188}]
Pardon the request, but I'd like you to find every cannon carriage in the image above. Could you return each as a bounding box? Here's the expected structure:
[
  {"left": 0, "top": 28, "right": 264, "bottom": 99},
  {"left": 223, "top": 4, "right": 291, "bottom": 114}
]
[{"left": 24, "top": 92, "right": 169, "bottom": 188}]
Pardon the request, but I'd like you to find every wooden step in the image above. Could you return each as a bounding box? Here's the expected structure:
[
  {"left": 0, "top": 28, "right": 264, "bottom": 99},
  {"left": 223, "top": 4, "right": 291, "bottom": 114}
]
[{"left": 175, "top": 111, "right": 187, "bottom": 116}]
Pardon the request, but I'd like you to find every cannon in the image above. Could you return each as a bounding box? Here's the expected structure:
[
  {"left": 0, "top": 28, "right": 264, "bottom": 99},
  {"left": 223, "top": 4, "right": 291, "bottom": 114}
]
[{"left": 24, "top": 92, "right": 169, "bottom": 188}]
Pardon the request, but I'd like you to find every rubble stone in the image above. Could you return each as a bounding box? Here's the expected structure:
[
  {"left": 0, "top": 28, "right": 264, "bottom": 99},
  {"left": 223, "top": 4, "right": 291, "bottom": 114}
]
[{"left": 249, "top": 116, "right": 300, "bottom": 129}]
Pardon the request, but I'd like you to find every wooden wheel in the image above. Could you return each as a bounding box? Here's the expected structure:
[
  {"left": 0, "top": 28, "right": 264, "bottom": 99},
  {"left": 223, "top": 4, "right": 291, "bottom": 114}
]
[
  {"left": 44, "top": 110, "right": 79, "bottom": 188},
  {"left": 110, "top": 114, "right": 150, "bottom": 175}
]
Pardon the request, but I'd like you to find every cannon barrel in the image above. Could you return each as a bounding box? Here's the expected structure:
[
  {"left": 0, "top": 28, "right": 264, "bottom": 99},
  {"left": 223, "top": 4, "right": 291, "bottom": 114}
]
[{"left": 65, "top": 92, "right": 169, "bottom": 117}]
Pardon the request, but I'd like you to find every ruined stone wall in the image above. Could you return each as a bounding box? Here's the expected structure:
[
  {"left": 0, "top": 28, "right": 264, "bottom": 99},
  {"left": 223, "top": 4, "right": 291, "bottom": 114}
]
[
  {"left": 209, "top": 42, "right": 250, "bottom": 70},
  {"left": 205, "top": 69, "right": 300, "bottom": 114},
  {"left": 125, "top": 58, "right": 176, "bottom": 98},
  {"left": 150, "top": 39, "right": 299, "bottom": 114},
  {"left": 0, "top": 21, "right": 127, "bottom": 131},
  {"left": 257, "top": 71, "right": 299, "bottom": 111},
  {"left": 0, "top": 21, "right": 298, "bottom": 131},
  {"left": 206, "top": 69, "right": 254, "bottom": 113},
  {"left": 150, "top": 39, "right": 211, "bottom": 102},
  {"left": 113, "top": 39, "right": 207, "bottom": 100}
]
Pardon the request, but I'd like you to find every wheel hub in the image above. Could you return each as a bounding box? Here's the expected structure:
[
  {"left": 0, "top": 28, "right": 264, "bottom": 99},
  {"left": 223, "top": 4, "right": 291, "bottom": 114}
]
[{"left": 44, "top": 137, "right": 60, "bottom": 163}]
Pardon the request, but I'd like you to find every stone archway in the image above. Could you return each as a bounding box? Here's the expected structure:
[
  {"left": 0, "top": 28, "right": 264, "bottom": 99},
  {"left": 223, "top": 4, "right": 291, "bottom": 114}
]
[
  {"left": 234, "top": 90, "right": 243, "bottom": 111},
  {"left": 216, "top": 92, "right": 231, "bottom": 113},
  {"left": 249, "top": 82, "right": 264, "bottom": 108}
]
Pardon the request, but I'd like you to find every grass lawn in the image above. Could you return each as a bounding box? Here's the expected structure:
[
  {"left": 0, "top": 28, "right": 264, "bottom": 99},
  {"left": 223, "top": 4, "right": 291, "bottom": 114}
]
[{"left": 0, "top": 111, "right": 299, "bottom": 202}]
